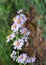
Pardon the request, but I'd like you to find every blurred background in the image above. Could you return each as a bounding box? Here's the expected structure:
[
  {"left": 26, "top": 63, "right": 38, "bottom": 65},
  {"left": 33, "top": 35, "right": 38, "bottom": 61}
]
[{"left": 0, "top": 0, "right": 46, "bottom": 65}]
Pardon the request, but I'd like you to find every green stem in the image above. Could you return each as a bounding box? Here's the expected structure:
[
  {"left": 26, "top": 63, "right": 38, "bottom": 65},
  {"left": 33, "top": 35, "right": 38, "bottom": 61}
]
[
  {"left": 30, "top": 62, "right": 33, "bottom": 65},
  {"left": 19, "top": 63, "right": 22, "bottom": 65},
  {"left": 24, "top": 63, "right": 26, "bottom": 65},
  {"left": 17, "top": 50, "right": 19, "bottom": 57}
]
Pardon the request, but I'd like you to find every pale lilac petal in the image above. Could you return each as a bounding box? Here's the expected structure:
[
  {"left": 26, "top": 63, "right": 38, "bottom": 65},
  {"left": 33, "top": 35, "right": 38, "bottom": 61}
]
[
  {"left": 31, "top": 58, "right": 36, "bottom": 62},
  {"left": 10, "top": 50, "right": 17, "bottom": 61},
  {"left": 20, "top": 14, "right": 26, "bottom": 21},
  {"left": 17, "top": 9, "right": 23, "bottom": 14},
  {"left": 25, "top": 58, "right": 31, "bottom": 63}
]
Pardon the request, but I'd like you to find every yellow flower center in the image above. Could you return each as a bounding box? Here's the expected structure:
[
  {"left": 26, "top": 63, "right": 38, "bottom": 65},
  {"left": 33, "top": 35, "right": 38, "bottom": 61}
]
[
  {"left": 7, "top": 35, "right": 11, "bottom": 39},
  {"left": 10, "top": 54, "right": 13, "bottom": 58},
  {"left": 16, "top": 42, "right": 20, "bottom": 46},
  {"left": 13, "top": 17, "right": 16, "bottom": 21},
  {"left": 23, "top": 57, "right": 26, "bottom": 60},
  {"left": 12, "top": 25, "right": 16, "bottom": 29},
  {"left": 17, "top": 19, "right": 20, "bottom": 23}
]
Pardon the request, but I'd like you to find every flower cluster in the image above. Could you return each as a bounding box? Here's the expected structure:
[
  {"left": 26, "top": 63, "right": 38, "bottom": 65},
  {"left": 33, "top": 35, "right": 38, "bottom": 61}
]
[
  {"left": 17, "top": 53, "right": 36, "bottom": 64},
  {"left": 7, "top": 9, "right": 36, "bottom": 64}
]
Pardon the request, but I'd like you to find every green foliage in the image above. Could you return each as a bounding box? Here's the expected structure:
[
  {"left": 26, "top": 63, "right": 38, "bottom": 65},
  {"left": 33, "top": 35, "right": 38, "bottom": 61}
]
[{"left": 0, "top": 0, "right": 46, "bottom": 65}]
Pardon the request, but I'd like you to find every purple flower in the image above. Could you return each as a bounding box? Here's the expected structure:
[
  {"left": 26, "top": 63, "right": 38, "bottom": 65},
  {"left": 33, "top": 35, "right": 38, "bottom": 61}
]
[
  {"left": 13, "top": 39, "right": 24, "bottom": 50},
  {"left": 26, "top": 57, "right": 36, "bottom": 63},
  {"left": 7, "top": 32, "right": 15, "bottom": 42},
  {"left": 11, "top": 24, "right": 21, "bottom": 32},
  {"left": 20, "top": 28, "right": 30, "bottom": 36},
  {"left": 13, "top": 14, "right": 26, "bottom": 25},
  {"left": 17, "top": 53, "right": 28, "bottom": 63}
]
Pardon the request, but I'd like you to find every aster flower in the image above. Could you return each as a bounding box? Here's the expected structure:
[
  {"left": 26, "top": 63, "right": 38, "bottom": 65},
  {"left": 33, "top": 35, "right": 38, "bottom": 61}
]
[
  {"left": 17, "top": 53, "right": 36, "bottom": 64},
  {"left": 13, "top": 15, "right": 19, "bottom": 23},
  {"left": 20, "top": 28, "right": 30, "bottom": 36},
  {"left": 13, "top": 39, "right": 24, "bottom": 50},
  {"left": 7, "top": 32, "right": 15, "bottom": 42},
  {"left": 13, "top": 14, "right": 26, "bottom": 25},
  {"left": 11, "top": 24, "right": 21, "bottom": 32},
  {"left": 17, "top": 53, "right": 28, "bottom": 63},
  {"left": 10, "top": 50, "right": 17, "bottom": 61}
]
